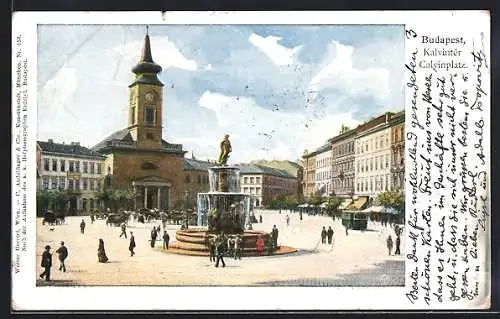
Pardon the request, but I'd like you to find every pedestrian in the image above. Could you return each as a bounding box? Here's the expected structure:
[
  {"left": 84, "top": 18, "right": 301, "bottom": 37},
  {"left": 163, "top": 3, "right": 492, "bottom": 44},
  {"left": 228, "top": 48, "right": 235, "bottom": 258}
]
[
  {"left": 321, "top": 226, "right": 327, "bottom": 244},
  {"left": 345, "top": 224, "right": 349, "bottom": 236},
  {"left": 80, "top": 219, "right": 86, "bottom": 234},
  {"left": 394, "top": 235, "right": 401, "bottom": 255},
  {"left": 271, "top": 225, "right": 279, "bottom": 250},
  {"left": 256, "top": 235, "right": 264, "bottom": 256},
  {"left": 97, "top": 238, "right": 108, "bottom": 263},
  {"left": 90, "top": 213, "right": 95, "bottom": 224},
  {"left": 286, "top": 215, "right": 290, "bottom": 226},
  {"left": 386, "top": 235, "right": 393, "bottom": 256},
  {"left": 119, "top": 223, "right": 127, "bottom": 238},
  {"left": 150, "top": 227, "right": 158, "bottom": 248},
  {"left": 215, "top": 236, "right": 226, "bottom": 268},
  {"left": 234, "top": 235, "right": 242, "bottom": 260},
  {"left": 162, "top": 231, "right": 170, "bottom": 250},
  {"left": 208, "top": 235, "right": 216, "bottom": 262},
  {"left": 39, "top": 245, "right": 52, "bottom": 281},
  {"left": 227, "top": 236, "right": 235, "bottom": 257},
  {"left": 259, "top": 215, "right": 262, "bottom": 223},
  {"left": 129, "top": 232, "right": 136, "bottom": 256},
  {"left": 55, "top": 241, "right": 68, "bottom": 272},
  {"left": 327, "top": 226, "right": 334, "bottom": 245}
]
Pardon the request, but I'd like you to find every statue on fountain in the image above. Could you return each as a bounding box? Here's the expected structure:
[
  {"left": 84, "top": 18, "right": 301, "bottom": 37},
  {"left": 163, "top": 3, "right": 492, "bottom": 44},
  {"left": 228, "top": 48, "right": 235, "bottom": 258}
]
[{"left": 217, "top": 134, "right": 232, "bottom": 166}]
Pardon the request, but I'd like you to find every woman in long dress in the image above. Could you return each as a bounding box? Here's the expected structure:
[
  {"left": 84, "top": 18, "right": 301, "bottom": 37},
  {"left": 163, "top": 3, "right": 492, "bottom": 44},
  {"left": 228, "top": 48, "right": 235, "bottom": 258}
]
[{"left": 97, "top": 238, "right": 109, "bottom": 263}]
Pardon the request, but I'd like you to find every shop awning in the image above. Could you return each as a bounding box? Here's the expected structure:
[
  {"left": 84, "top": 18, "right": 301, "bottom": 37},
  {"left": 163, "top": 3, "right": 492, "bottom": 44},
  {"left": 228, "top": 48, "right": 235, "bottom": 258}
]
[{"left": 339, "top": 199, "right": 353, "bottom": 210}]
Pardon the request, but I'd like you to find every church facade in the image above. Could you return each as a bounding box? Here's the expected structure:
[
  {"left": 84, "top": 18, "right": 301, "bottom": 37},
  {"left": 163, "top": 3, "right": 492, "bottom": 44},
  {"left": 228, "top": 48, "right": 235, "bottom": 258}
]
[{"left": 92, "top": 32, "right": 186, "bottom": 211}]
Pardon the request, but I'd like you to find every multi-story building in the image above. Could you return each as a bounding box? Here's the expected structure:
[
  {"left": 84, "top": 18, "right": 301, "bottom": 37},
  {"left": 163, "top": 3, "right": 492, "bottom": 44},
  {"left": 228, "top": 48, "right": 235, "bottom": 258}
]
[
  {"left": 390, "top": 110, "right": 405, "bottom": 192},
  {"left": 329, "top": 126, "right": 356, "bottom": 197},
  {"left": 301, "top": 149, "right": 316, "bottom": 199},
  {"left": 250, "top": 159, "right": 303, "bottom": 200},
  {"left": 182, "top": 156, "right": 212, "bottom": 208},
  {"left": 37, "top": 139, "right": 106, "bottom": 213},
  {"left": 354, "top": 112, "right": 394, "bottom": 200},
  {"left": 314, "top": 143, "right": 333, "bottom": 196},
  {"left": 238, "top": 164, "right": 297, "bottom": 207}
]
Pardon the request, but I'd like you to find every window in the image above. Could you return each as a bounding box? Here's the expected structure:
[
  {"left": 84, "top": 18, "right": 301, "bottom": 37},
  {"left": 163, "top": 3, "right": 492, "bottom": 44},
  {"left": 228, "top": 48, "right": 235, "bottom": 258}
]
[
  {"left": 244, "top": 177, "right": 248, "bottom": 184},
  {"left": 75, "top": 179, "right": 80, "bottom": 190},
  {"left": 51, "top": 177, "right": 57, "bottom": 189},
  {"left": 83, "top": 162, "right": 88, "bottom": 173},
  {"left": 97, "top": 181, "right": 101, "bottom": 191},
  {"left": 60, "top": 160, "right": 65, "bottom": 172},
  {"left": 145, "top": 107, "right": 155, "bottom": 125},
  {"left": 97, "top": 163, "right": 102, "bottom": 174},
  {"left": 75, "top": 161, "right": 80, "bottom": 173},
  {"left": 68, "top": 179, "right": 74, "bottom": 190},
  {"left": 89, "top": 179, "right": 94, "bottom": 191},
  {"left": 386, "top": 155, "right": 389, "bottom": 168},
  {"left": 131, "top": 107, "right": 135, "bottom": 124},
  {"left": 59, "top": 177, "right": 65, "bottom": 189},
  {"left": 69, "top": 161, "right": 75, "bottom": 172},
  {"left": 256, "top": 177, "right": 261, "bottom": 184},
  {"left": 90, "top": 162, "right": 95, "bottom": 174},
  {"left": 83, "top": 178, "right": 88, "bottom": 190},
  {"left": 185, "top": 175, "right": 191, "bottom": 183},
  {"left": 250, "top": 177, "right": 254, "bottom": 184},
  {"left": 42, "top": 177, "right": 49, "bottom": 189},
  {"left": 43, "top": 159, "right": 49, "bottom": 171},
  {"left": 370, "top": 159, "right": 373, "bottom": 171},
  {"left": 82, "top": 198, "right": 87, "bottom": 211},
  {"left": 375, "top": 157, "right": 378, "bottom": 170},
  {"left": 52, "top": 159, "right": 57, "bottom": 171},
  {"left": 401, "top": 127, "right": 405, "bottom": 141},
  {"left": 243, "top": 187, "right": 248, "bottom": 193},
  {"left": 198, "top": 175, "right": 201, "bottom": 184},
  {"left": 256, "top": 187, "right": 261, "bottom": 194}
]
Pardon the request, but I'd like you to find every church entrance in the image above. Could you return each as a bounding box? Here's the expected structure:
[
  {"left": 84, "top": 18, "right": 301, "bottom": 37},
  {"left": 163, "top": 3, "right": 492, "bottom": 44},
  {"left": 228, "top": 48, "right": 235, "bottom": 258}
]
[{"left": 132, "top": 179, "right": 171, "bottom": 211}]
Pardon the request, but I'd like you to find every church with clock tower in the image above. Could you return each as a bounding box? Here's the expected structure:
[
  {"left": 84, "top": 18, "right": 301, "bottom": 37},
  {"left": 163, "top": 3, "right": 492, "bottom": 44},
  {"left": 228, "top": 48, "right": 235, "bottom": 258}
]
[{"left": 92, "top": 31, "right": 186, "bottom": 210}]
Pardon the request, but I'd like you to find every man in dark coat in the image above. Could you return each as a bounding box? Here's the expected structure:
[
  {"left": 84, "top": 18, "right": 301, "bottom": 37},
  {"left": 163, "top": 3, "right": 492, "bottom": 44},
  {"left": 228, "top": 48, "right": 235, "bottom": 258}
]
[
  {"left": 321, "top": 226, "right": 327, "bottom": 244},
  {"left": 327, "top": 226, "right": 334, "bottom": 245},
  {"left": 39, "top": 245, "right": 52, "bottom": 281},
  {"left": 80, "top": 219, "right": 86, "bottom": 234},
  {"left": 150, "top": 227, "right": 158, "bottom": 248},
  {"left": 271, "top": 225, "right": 279, "bottom": 250},
  {"left": 129, "top": 232, "right": 136, "bottom": 256},
  {"left": 215, "top": 236, "right": 226, "bottom": 268},
  {"left": 119, "top": 223, "right": 127, "bottom": 238},
  {"left": 162, "top": 231, "right": 170, "bottom": 250},
  {"left": 394, "top": 235, "right": 401, "bottom": 255},
  {"left": 208, "top": 236, "right": 216, "bottom": 262},
  {"left": 55, "top": 241, "right": 68, "bottom": 272}
]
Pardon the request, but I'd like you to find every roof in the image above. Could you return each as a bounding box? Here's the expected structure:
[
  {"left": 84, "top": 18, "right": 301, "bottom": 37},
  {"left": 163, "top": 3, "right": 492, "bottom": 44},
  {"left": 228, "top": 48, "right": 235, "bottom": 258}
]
[
  {"left": 183, "top": 158, "right": 213, "bottom": 172},
  {"left": 305, "top": 143, "right": 331, "bottom": 157},
  {"left": 236, "top": 164, "right": 295, "bottom": 179},
  {"left": 38, "top": 140, "right": 105, "bottom": 159},
  {"left": 91, "top": 128, "right": 185, "bottom": 155},
  {"left": 249, "top": 160, "right": 301, "bottom": 178}
]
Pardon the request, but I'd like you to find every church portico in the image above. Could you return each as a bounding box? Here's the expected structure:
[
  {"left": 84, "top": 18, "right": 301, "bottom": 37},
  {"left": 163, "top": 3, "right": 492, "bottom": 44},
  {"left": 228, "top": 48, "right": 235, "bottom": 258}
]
[{"left": 132, "top": 176, "right": 171, "bottom": 210}]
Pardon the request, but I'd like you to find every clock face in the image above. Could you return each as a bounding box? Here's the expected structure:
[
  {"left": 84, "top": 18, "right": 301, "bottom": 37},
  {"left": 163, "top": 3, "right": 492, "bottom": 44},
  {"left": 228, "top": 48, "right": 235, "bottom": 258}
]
[{"left": 145, "top": 92, "right": 155, "bottom": 103}]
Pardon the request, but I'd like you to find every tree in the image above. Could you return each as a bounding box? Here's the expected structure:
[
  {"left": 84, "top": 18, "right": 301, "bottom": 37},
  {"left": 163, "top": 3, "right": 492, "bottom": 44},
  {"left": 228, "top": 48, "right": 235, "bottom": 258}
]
[
  {"left": 377, "top": 191, "right": 405, "bottom": 223},
  {"left": 324, "top": 197, "right": 342, "bottom": 217}
]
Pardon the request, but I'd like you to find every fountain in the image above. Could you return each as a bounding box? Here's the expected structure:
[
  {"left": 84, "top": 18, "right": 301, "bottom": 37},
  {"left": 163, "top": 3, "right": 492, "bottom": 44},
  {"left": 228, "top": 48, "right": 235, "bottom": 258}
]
[{"left": 169, "top": 135, "right": 296, "bottom": 256}]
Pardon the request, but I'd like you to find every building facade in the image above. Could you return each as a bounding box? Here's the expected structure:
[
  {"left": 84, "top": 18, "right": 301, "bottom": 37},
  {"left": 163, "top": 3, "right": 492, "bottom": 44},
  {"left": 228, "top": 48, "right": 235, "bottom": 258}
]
[
  {"left": 182, "top": 156, "right": 212, "bottom": 208},
  {"left": 37, "top": 139, "right": 106, "bottom": 213},
  {"left": 301, "top": 150, "right": 316, "bottom": 199},
  {"left": 239, "top": 164, "right": 297, "bottom": 207},
  {"left": 314, "top": 143, "right": 333, "bottom": 196},
  {"left": 92, "top": 32, "right": 186, "bottom": 211},
  {"left": 354, "top": 113, "right": 393, "bottom": 200},
  {"left": 329, "top": 127, "right": 356, "bottom": 197},
  {"left": 390, "top": 111, "right": 405, "bottom": 192}
]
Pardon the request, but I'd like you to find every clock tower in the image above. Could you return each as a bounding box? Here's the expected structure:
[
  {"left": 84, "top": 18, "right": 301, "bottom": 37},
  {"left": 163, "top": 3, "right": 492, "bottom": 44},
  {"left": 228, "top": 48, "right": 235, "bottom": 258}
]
[{"left": 127, "top": 31, "right": 164, "bottom": 150}]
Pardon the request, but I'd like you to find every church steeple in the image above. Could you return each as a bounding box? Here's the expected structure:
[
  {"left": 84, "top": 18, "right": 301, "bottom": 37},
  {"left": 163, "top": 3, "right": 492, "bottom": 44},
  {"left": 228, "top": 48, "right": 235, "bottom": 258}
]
[{"left": 129, "top": 26, "right": 163, "bottom": 87}]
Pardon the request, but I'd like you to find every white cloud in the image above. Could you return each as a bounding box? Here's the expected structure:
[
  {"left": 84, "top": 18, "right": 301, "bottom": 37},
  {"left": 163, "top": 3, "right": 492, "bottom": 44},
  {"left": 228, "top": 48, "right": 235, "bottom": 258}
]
[
  {"left": 204, "top": 64, "right": 213, "bottom": 70},
  {"left": 111, "top": 35, "right": 198, "bottom": 72},
  {"left": 39, "top": 64, "right": 77, "bottom": 111},
  {"left": 248, "top": 33, "right": 302, "bottom": 66},
  {"left": 308, "top": 41, "right": 390, "bottom": 103}
]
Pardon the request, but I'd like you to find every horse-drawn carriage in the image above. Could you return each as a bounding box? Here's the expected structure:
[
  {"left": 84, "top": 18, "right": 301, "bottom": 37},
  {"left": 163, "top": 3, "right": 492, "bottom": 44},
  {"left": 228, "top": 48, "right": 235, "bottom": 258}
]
[
  {"left": 106, "top": 212, "right": 129, "bottom": 227},
  {"left": 42, "top": 210, "right": 65, "bottom": 226}
]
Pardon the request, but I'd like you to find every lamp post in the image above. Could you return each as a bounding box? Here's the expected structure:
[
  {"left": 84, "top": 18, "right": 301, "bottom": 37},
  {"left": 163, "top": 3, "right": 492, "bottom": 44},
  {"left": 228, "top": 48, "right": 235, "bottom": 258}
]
[{"left": 184, "top": 189, "right": 190, "bottom": 229}]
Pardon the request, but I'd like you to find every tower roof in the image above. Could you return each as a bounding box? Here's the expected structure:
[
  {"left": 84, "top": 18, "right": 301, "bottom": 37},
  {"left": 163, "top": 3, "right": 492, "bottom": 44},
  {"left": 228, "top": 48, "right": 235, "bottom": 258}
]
[{"left": 131, "top": 33, "right": 162, "bottom": 75}]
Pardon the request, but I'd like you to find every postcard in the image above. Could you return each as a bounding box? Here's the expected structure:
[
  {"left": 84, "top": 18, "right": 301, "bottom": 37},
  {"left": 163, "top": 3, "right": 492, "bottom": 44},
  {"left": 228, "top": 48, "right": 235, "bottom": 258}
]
[{"left": 11, "top": 11, "right": 490, "bottom": 311}]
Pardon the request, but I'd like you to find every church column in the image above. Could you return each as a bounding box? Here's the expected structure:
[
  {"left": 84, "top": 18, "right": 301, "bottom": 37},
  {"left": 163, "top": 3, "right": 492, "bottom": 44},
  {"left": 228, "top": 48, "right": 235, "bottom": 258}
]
[
  {"left": 144, "top": 186, "right": 148, "bottom": 209},
  {"left": 157, "top": 187, "right": 161, "bottom": 210}
]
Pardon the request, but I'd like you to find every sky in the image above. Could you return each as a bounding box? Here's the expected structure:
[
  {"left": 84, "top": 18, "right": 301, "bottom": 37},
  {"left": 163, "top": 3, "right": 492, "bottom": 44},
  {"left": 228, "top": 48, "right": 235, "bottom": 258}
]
[{"left": 37, "top": 24, "right": 404, "bottom": 163}]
